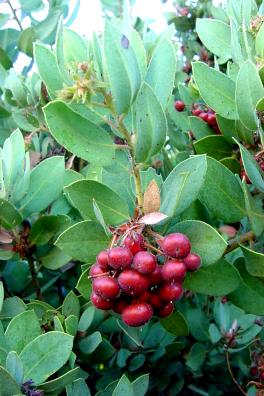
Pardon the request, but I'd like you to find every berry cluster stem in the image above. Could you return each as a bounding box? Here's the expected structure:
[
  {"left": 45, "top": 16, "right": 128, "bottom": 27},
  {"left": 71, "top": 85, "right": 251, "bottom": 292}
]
[
  {"left": 225, "top": 351, "right": 247, "bottom": 396},
  {"left": 27, "top": 255, "right": 43, "bottom": 301}
]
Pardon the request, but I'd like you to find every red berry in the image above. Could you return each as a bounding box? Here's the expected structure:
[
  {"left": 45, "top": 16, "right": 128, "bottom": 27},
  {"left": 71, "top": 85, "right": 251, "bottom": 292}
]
[
  {"left": 91, "top": 292, "right": 114, "bottom": 310},
  {"left": 124, "top": 232, "right": 145, "bottom": 255},
  {"left": 161, "top": 259, "right": 186, "bottom": 281},
  {"left": 108, "top": 247, "right": 133, "bottom": 269},
  {"left": 132, "top": 251, "right": 157, "bottom": 274},
  {"left": 192, "top": 108, "right": 202, "bottom": 116},
  {"left": 149, "top": 265, "right": 163, "bottom": 285},
  {"left": 89, "top": 264, "right": 107, "bottom": 278},
  {"left": 199, "top": 112, "right": 209, "bottom": 122},
  {"left": 149, "top": 293, "right": 164, "bottom": 309},
  {"left": 159, "top": 282, "right": 183, "bottom": 302},
  {"left": 212, "top": 124, "right": 221, "bottom": 134},
  {"left": 118, "top": 270, "right": 149, "bottom": 295},
  {"left": 183, "top": 253, "right": 201, "bottom": 271},
  {"left": 138, "top": 290, "right": 151, "bottom": 303},
  {"left": 113, "top": 298, "right": 129, "bottom": 314},
  {"left": 122, "top": 303, "right": 153, "bottom": 327},
  {"left": 250, "top": 366, "right": 258, "bottom": 377},
  {"left": 260, "top": 371, "right": 264, "bottom": 381},
  {"left": 96, "top": 250, "right": 109, "bottom": 269},
  {"left": 207, "top": 114, "right": 216, "bottom": 125},
  {"left": 174, "top": 100, "right": 185, "bottom": 112},
  {"left": 93, "top": 276, "right": 120, "bottom": 299},
  {"left": 157, "top": 302, "right": 174, "bottom": 318},
  {"left": 160, "top": 233, "right": 191, "bottom": 259}
]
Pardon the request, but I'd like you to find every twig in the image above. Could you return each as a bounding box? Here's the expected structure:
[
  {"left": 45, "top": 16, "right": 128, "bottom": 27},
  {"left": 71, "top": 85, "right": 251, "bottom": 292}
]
[
  {"left": 224, "top": 231, "right": 255, "bottom": 254},
  {"left": 7, "top": 0, "right": 23, "bottom": 30},
  {"left": 27, "top": 255, "right": 43, "bottom": 300},
  {"left": 225, "top": 350, "right": 247, "bottom": 395},
  {"left": 66, "top": 154, "right": 76, "bottom": 169},
  {"left": 144, "top": 242, "right": 164, "bottom": 255}
]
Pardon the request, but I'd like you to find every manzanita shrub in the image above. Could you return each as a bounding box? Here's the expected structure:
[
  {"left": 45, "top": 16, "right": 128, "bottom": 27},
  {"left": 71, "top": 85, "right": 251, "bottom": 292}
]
[{"left": 0, "top": 0, "right": 264, "bottom": 395}]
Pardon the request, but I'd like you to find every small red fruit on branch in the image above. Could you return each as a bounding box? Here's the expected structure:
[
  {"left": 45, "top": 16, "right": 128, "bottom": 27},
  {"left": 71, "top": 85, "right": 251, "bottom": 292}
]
[{"left": 89, "top": 229, "right": 201, "bottom": 327}]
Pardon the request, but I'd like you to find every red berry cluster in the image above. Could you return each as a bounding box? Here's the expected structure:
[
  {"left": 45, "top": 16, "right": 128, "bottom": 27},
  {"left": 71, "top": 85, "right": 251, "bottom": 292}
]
[
  {"left": 89, "top": 232, "right": 201, "bottom": 327},
  {"left": 174, "top": 100, "right": 220, "bottom": 134}
]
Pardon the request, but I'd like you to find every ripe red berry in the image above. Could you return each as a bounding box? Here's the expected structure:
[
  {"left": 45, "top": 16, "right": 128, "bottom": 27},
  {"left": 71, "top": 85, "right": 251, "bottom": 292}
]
[
  {"left": 124, "top": 232, "right": 145, "bottom": 255},
  {"left": 212, "top": 124, "right": 221, "bottom": 134},
  {"left": 207, "top": 113, "right": 216, "bottom": 126},
  {"left": 192, "top": 108, "right": 202, "bottom": 116},
  {"left": 157, "top": 302, "right": 174, "bottom": 318},
  {"left": 160, "top": 233, "right": 191, "bottom": 259},
  {"left": 199, "top": 112, "right": 209, "bottom": 122},
  {"left": 118, "top": 269, "right": 149, "bottom": 295},
  {"left": 260, "top": 371, "right": 264, "bottom": 381},
  {"left": 108, "top": 247, "right": 133, "bottom": 269},
  {"left": 159, "top": 282, "right": 183, "bottom": 302},
  {"left": 122, "top": 303, "right": 153, "bottom": 327},
  {"left": 96, "top": 250, "right": 109, "bottom": 269},
  {"left": 132, "top": 251, "right": 157, "bottom": 274},
  {"left": 183, "top": 253, "right": 201, "bottom": 272},
  {"left": 161, "top": 259, "right": 186, "bottom": 281},
  {"left": 93, "top": 276, "right": 120, "bottom": 299},
  {"left": 174, "top": 100, "right": 185, "bottom": 112},
  {"left": 250, "top": 366, "right": 258, "bottom": 377},
  {"left": 149, "top": 265, "right": 163, "bottom": 285},
  {"left": 138, "top": 290, "right": 151, "bottom": 303},
  {"left": 89, "top": 263, "right": 107, "bottom": 278},
  {"left": 149, "top": 293, "right": 164, "bottom": 309},
  {"left": 113, "top": 298, "right": 129, "bottom": 314},
  {"left": 91, "top": 292, "right": 114, "bottom": 310}
]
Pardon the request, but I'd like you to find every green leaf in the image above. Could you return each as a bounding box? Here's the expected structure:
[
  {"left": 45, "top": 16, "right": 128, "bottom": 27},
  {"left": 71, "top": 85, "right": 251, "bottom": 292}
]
[
  {"left": 256, "top": 22, "right": 264, "bottom": 57},
  {"left": 0, "top": 282, "right": 3, "bottom": 313},
  {"left": 65, "top": 315, "right": 79, "bottom": 336},
  {"left": 66, "top": 378, "right": 91, "bottom": 396},
  {"left": 192, "top": 62, "right": 238, "bottom": 120},
  {"left": 184, "top": 259, "right": 240, "bottom": 295},
  {"left": 0, "top": 297, "right": 26, "bottom": 320},
  {"left": 220, "top": 157, "right": 241, "bottom": 174},
  {"left": 229, "top": 259, "right": 264, "bottom": 315},
  {"left": 79, "top": 331, "right": 102, "bottom": 354},
  {"left": 170, "top": 220, "right": 227, "bottom": 266},
  {"left": 241, "top": 245, "right": 264, "bottom": 277},
  {"left": 39, "top": 367, "right": 86, "bottom": 392},
  {"left": 160, "top": 311, "right": 189, "bottom": 336},
  {"left": 186, "top": 342, "right": 207, "bottom": 371},
  {"left": 199, "top": 157, "right": 246, "bottom": 222},
  {"left": 29, "top": 215, "right": 70, "bottom": 245},
  {"left": 62, "top": 291, "right": 80, "bottom": 318},
  {"left": 134, "top": 82, "right": 167, "bottom": 163},
  {"left": 76, "top": 269, "right": 91, "bottom": 300},
  {"left": 2, "top": 129, "right": 25, "bottom": 194},
  {"left": 19, "top": 156, "right": 64, "bottom": 215},
  {"left": 34, "top": 42, "right": 64, "bottom": 97},
  {"left": 65, "top": 180, "right": 129, "bottom": 225},
  {"left": 103, "top": 21, "right": 141, "bottom": 114},
  {"left": 0, "top": 366, "right": 21, "bottom": 396},
  {"left": 55, "top": 21, "right": 72, "bottom": 86},
  {"left": 132, "top": 374, "right": 149, "bottom": 396},
  {"left": 40, "top": 246, "right": 71, "bottom": 270},
  {"left": 236, "top": 60, "right": 264, "bottom": 130},
  {"left": 63, "top": 28, "right": 89, "bottom": 67},
  {"left": 237, "top": 141, "right": 264, "bottom": 192},
  {"left": 18, "top": 27, "right": 36, "bottom": 57},
  {"left": 56, "top": 221, "right": 109, "bottom": 262},
  {"left": 112, "top": 375, "right": 134, "bottom": 396},
  {"left": 145, "top": 37, "right": 176, "bottom": 109},
  {"left": 160, "top": 155, "right": 207, "bottom": 218},
  {"left": 6, "top": 351, "right": 23, "bottom": 385},
  {"left": 194, "top": 135, "right": 233, "bottom": 161},
  {"left": 189, "top": 116, "right": 213, "bottom": 140},
  {"left": 20, "top": 331, "right": 73, "bottom": 385},
  {"left": 0, "top": 199, "right": 22, "bottom": 230},
  {"left": 242, "top": 181, "right": 264, "bottom": 236},
  {"left": 5, "top": 310, "right": 41, "bottom": 354},
  {"left": 196, "top": 18, "right": 231, "bottom": 62},
  {"left": 44, "top": 101, "right": 115, "bottom": 166},
  {"left": 208, "top": 323, "right": 222, "bottom": 343},
  {"left": 78, "top": 306, "right": 95, "bottom": 332}
]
